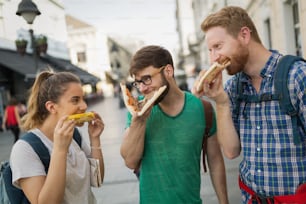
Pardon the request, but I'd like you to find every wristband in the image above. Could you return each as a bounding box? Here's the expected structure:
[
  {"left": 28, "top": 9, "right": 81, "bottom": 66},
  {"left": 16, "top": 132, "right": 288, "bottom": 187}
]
[{"left": 91, "top": 146, "right": 101, "bottom": 150}]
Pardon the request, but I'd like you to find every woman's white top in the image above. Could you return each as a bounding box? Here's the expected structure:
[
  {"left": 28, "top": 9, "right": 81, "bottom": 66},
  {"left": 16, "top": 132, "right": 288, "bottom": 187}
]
[{"left": 10, "top": 128, "right": 96, "bottom": 204}]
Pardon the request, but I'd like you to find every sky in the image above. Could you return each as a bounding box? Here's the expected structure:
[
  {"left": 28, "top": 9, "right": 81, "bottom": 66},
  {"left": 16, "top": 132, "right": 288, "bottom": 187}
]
[{"left": 62, "top": 0, "right": 185, "bottom": 54}]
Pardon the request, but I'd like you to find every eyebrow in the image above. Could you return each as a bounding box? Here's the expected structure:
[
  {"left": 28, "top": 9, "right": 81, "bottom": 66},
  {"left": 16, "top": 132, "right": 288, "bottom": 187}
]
[
  {"left": 70, "top": 96, "right": 81, "bottom": 101},
  {"left": 133, "top": 66, "right": 165, "bottom": 81}
]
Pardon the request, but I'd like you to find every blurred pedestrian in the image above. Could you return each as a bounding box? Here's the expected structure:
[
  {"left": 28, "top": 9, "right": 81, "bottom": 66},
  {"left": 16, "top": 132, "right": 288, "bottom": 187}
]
[
  {"left": 17, "top": 100, "right": 27, "bottom": 117},
  {"left": 9, "top": 70, "right": 105, "bottom": 204},
  {"left": 2, "top": 97, "right": 21, "bottom": 142},
  {"left": 121, "top": 45, "right": 229, "bottom": 204}
]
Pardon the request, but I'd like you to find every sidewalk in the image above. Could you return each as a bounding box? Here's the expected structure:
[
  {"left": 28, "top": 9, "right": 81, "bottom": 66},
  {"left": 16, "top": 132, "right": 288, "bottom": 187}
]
[
  {"left": 85, "top": 97, "right": 140, "bottom": 203},
  {"left": 0, "top": 130, "right": 16, "bottom": 163}
]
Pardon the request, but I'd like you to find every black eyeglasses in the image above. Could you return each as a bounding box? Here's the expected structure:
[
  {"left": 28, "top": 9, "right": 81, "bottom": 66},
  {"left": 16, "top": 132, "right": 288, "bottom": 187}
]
[{"left": 132, "top": 66, "right": 165, "bottom": 89}]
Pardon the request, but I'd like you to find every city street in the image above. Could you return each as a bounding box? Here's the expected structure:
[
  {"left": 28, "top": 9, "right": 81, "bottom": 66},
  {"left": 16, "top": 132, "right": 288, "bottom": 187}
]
[{"left": 1, "top": 96, "right": 242, "bottom": 204}]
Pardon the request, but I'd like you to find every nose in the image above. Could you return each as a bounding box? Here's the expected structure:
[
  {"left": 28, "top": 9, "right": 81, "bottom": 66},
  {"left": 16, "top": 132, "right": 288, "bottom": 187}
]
[
  {"left": 80, "top": 99, "right": 88, "bottom": 111},
  {"left": 210, "top": 50, "right": 221, "bottom": 64},
  {"left": 138, "top": 82, "right": 148, "bottom": 92}
]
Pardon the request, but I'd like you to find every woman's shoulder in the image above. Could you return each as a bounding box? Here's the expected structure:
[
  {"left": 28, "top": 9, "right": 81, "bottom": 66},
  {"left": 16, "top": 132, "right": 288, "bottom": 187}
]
[
  {"left": 10, "top": 131, "right": 50, "bottom": 161},
  {"left": 10, "top": 137, "right": 47, "bottom": 188},
  {"left": 11, "top": 138, "right": 36, "bottom": 159},
  {"left": 10, "top": 138, "right": 39, "bottom": 171}
]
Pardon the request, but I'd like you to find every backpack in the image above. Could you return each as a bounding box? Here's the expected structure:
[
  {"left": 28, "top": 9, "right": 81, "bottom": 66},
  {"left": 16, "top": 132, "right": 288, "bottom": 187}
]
[
  {"left": 201, "top": 99, "right": 214, "bottom": 173},
  {"left": 0, "top": 129, "right": 82, "bottom": 204},
  {"left": 233, "top": 55, "right": 306, "bottom": 145}
]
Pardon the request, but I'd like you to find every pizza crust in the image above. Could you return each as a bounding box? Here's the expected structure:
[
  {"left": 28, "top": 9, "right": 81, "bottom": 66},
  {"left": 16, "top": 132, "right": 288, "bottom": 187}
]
[
  {"left": 120, "top": 83, "right": 167, "bottom": 116},
  {"left": 137, "top": 85, "right": 166, "bottom": 116}
]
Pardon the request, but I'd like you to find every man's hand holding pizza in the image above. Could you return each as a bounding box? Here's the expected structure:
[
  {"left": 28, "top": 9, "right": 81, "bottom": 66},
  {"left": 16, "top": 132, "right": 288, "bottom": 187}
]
[{"left": 192, "top": 58, "right": 230, "bottom": 104}]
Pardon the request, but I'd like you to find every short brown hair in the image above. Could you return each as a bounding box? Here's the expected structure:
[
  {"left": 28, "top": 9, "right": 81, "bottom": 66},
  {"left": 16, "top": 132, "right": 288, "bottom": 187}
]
[
  {"left": 201, "top": 6, "right": 262, "bottom": 44},
  {"left": 130, "top": 45, "right": 173, "bottom": 76}
]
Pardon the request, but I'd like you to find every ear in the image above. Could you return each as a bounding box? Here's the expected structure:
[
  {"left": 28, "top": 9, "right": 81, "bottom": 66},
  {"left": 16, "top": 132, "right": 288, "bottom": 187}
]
[
  {"left": 45, "top": 101, "right": 56, "bottom": 114},
  {"left": 239, "top": 26, "right": 251, "bottom": 43},
  {"left": 164, "top": 65, "right": 174, "bottom": 77}
]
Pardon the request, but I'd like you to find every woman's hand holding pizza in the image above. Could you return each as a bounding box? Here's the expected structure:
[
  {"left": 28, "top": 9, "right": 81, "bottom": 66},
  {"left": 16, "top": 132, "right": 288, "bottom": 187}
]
[{"left": 87, "top": 112, "right": 104, "bottom": 139}]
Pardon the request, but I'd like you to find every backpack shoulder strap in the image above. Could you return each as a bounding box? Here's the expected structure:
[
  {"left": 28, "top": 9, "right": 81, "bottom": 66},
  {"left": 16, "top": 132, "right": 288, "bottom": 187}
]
[
  {"left": 274, "top": 55, "right": 304, "bottom": 115},
  {"left": 232, "top": 73, "right": 242, "bottom": 120},
  {"left": 201, "top": 99, "right": 214, "bottom": 173},
  {"left": 21, "top": 132, "right": 50, "bottom": 172},
  {"left": 202, "top": 100, "right": 213, "bottom": 137},
  {"left": 274, "top": 55, "right": 305, "bottom": 144},
  {"left": 73, "top": 128, "right": 82, "bottom": 148}
]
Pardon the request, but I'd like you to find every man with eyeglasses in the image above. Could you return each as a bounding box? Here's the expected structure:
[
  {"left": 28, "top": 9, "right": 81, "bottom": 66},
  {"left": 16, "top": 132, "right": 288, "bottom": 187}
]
[{"left": 120, "top": 45, "right": 229, "bottom": 204}]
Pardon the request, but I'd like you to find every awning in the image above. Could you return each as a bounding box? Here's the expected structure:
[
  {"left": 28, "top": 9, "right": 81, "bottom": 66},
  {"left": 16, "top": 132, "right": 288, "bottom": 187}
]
[
  {"left": 41, "top": 55, "right": 100, "bottom": 85},
  {"left": 0, "top": 48, "right": 48, "bottom": 75},
  {"left": 0, "top": 48, "right": 100, "bottom": 85}
]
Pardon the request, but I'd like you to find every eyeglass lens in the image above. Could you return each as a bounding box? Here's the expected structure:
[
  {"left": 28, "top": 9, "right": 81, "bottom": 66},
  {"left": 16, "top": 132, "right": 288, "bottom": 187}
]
[{"left": 132, "top": 75, "right": 152, "bottom": 88}]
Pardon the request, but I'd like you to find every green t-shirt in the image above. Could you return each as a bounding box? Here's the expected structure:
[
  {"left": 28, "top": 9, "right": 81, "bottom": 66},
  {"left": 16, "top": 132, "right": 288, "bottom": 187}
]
[{"left": 126, "top": 92, "right": 216, "bottom": 204}]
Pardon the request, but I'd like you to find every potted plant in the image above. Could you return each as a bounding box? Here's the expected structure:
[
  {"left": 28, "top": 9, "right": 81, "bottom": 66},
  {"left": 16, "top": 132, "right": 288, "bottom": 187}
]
[
  {"left": 35, "top": 35, "right": 48, "bottom": 54},
  {"left": 15, "top": 39, "right": 28, "bottom": 56}
]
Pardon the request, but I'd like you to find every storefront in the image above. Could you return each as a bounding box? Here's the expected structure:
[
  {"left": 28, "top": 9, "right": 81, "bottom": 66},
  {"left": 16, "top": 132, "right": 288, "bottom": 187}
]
[{"left": 0, "top": 48, "right": 102, "bottom": 107}]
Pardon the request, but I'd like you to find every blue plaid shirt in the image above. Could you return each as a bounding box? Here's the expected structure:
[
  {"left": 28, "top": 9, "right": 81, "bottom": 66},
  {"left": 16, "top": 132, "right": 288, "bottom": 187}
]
[{"left": 224, "top": 51, "right": 306, "bottom": 203}]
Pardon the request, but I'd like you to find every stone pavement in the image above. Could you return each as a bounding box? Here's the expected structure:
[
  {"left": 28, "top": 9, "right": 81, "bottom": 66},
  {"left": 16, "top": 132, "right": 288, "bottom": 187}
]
[
  {"left": 0, "top": 129, "right": 16, "bottom": 163},
  {"left": 0, "top": 97, "right": 242, "bottom": 204}
]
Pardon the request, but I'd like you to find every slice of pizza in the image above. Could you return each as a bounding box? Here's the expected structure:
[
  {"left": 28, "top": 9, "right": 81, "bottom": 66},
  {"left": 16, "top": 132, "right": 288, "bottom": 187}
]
[
  {"left": 67, "top": 112, "right": 95, "bottom": 124},
  {"left": 196, "top": 58, "right": 231, "bottom": 92},
  {"left": 120, "top": 83, "right": 167, "bottom": 116}
]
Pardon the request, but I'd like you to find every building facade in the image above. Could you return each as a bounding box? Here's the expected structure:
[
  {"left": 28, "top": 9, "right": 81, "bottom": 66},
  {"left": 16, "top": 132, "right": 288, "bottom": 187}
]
[
  {"left": 181, "top": 0, "right": 306, "bottom": 84},
  {"left": 65, "top": 15, "right": 136, "bottom": 97},
  {"left": 0, "top": 0, "right": 101, "bottom": 116}
]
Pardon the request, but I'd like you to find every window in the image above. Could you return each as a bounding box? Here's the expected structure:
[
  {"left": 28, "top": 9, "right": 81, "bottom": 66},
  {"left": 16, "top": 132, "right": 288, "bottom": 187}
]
[
  {"left": 77, "top": 52, "right": 87, "bottom": 63},
  {"left": 264, "top": 18, "right": 272, "bottom": 49},
  {"left": 291, "top": 0, "right": 302, "bottom": 56}
]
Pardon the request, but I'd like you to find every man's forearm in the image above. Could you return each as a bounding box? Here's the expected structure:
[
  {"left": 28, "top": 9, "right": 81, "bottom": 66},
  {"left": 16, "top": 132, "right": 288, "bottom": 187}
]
[
  {"left": 209, "top": 157, "right": 229, "bottom": 204},
  {"left": 216, "top": 102, "right": 241, "bottom": 159},
  {"left": 120, "top": 120, "right": 146, "bottom": 169},
  {"left": 206, "top": 135, "right": 229, "bottom": 204}
]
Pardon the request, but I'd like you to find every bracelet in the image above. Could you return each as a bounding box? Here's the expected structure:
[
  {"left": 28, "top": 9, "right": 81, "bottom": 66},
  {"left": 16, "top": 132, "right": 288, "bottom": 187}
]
[{"left": 91, "top": 146, "right": 101, "bottom": 150}]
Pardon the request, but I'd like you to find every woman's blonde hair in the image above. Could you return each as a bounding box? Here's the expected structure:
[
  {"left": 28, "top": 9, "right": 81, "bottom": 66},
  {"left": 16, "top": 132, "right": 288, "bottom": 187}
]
[{"left": 21, "top": 70, "right": 81, "bottom": 130}]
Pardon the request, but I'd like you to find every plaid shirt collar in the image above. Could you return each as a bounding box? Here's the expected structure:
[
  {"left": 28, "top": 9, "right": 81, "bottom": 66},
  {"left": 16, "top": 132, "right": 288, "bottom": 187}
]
[{"left": 239, "top": 50, "right": 282, "bottom": 83}]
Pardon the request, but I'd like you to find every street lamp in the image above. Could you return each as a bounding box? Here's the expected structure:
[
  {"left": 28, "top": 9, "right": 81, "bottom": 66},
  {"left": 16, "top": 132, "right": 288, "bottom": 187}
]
[{"left": 16, "top": 0, "right": 41, "bottom": 73}]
